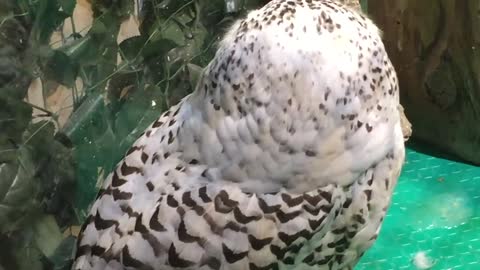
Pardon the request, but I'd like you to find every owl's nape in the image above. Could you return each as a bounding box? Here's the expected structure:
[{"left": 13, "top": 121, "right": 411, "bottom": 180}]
[{"left": 72, "top": 1, "right": 405, "bottom": 270}]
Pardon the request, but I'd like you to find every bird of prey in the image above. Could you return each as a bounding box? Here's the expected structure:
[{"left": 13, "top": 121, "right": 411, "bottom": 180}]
[{"left": 72, "top": 0, "right": 406, "bottom": 269}]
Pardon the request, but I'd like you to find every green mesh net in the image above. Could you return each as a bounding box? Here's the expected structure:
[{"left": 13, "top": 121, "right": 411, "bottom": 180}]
[{"left": 357, "top": 145, "right": 480, "bottom": 269}]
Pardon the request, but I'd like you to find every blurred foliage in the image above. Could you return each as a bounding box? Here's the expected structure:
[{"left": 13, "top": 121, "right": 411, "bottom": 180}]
[
  {"left": 0, "top": 0, "right": 77, "bottom": 269},
  {"left": 0, "top": 0, "right": 271, "bottom": 269}
]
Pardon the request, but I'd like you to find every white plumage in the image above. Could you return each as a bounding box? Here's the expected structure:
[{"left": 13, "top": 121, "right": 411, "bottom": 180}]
[{"left": 72, "top": 1, "right": 406, "bottom": 269}]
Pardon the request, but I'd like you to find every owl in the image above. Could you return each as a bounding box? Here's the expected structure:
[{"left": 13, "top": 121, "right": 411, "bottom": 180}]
[{"left": 72, "top": 0, "right": 406, "bottom": 269}]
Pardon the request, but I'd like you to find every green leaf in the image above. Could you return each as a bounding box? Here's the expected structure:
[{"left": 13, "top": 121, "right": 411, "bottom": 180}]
[
  {"left": 22, "top": 120, "right": 57, "bottom": 150},
  {"left": 43, "top": 50, "right": 78, "bottom": 87},
  {"left": 88, "top": 19, "right": 108, "bottom": 36},
  {"left": 142, "top": 38, "right": 179, "bottom": 79},
  {"left": 113, "top": 85, "right": 160, "bottom": 138},
  {"left": 63, "top": 91, "right": 107, "bottom": 143},
  {"left": 0, "top": 119, "right": 76, "bottom": 234},
  {"left": 60, "top": 35, "right": 93, "bottom": 61},
  {"left": 24, "top": 123, "right": 76, "bottom": 226},
  {"left": 0, "top": 162, "right": 18, "bottom": 202},
  {"left": 92, "top": 0, "right": 134, "bottom": 19},
  {"left": 154, "top": 0, "right": 195, "bottom": 18},
  {"left": 197, "top": 0, "right": 226, "bottom": 27},
  {"left": 62, "top": 92, "right": 108, "bottom": 210},
  {"left": 119, "top": 35, "right": 147, "bottom": 62},
  {"left": 0, "top": 96, "right": 32, "bottom": 147},
  {"left": 0, "top": 145, "right": 39, "bottom": 234},
  {"left": 58, "top": 0, "right": 76, "bottom": 15},
  {"left": 33, "top": 215, "right": 63, "bottom": 257},
  {"left": 49, "top": 236, "right": 76, "bottom": 270},
  {"left": 142, "top": 38, "right": 180, "bottom": 59},
  {"left": 30, "top": 0, "right": 69, "bottom": 44},
  {"left": 14, "top": 241, "right": 43, "bottom": 270}
]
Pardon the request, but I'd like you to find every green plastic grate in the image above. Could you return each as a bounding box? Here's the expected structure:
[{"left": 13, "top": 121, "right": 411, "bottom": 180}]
[{"left": 357, "top": 145, "right": 480, "bottom": 270}]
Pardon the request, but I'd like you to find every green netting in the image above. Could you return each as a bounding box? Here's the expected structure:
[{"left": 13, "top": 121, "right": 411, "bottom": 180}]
[{"left": 357, "top": 145, "right": 480, "bottom": 270}]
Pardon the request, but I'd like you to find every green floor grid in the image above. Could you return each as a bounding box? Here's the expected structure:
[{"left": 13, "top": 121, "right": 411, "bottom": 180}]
[{"left": 356, "top": 146, "right": 480, "bottom": 269}]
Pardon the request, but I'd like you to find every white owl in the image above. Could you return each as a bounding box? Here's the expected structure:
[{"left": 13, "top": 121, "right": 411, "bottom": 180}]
[{"left": 72, "top": 0, "right": 406, "bottom": 269}]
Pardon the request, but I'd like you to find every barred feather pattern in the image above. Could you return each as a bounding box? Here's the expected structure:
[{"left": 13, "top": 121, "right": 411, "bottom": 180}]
[{"left": 72, "top": 0, "right": 406, "bottom": 269}]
